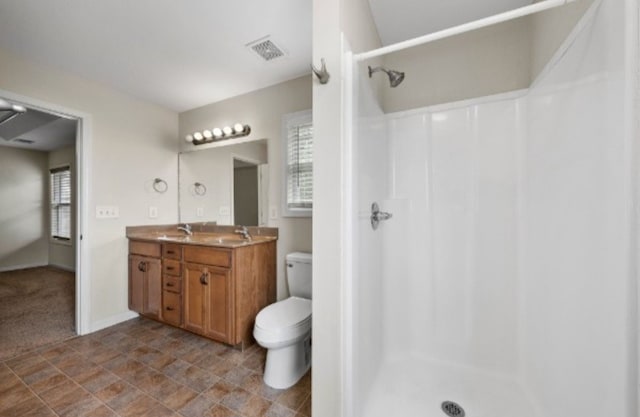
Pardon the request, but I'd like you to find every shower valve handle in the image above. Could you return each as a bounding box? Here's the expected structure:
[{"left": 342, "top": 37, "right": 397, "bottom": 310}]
[{"left": 371, "top": 202, "right": 392, "bottom": 230}]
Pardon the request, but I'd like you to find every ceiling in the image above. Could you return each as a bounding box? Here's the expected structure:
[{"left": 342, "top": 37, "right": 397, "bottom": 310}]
[
  {"left": 0, "top": 1, "right": 531, "bottom": 113},
  {"left": 0, "top": 108, "right": 76, "bottom": 152},
  {"left": 0, "top": 0, "right": 312, "bottom": 113}
]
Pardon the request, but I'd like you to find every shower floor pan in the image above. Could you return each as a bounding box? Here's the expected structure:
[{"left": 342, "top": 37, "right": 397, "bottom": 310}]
[{"left": 362, "top": 357, "right": 536, "bottom": 417}]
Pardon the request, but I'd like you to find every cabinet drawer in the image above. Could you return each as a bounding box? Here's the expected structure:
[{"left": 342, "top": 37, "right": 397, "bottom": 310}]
[
  {"left": 130, "top": 241, "right": 161, "bottom": 258},
  {"left": 184, "top": 246, "right": 231, "bottom": 268},
  {"left": 163, "top": 244, "right": 182, "bottom": 260},
  {"left": 163, "top": 276, "right": 182, "bottom": 293},
  {"left": 162, "top": 291, "right": 182, "bottom": 326},
  {"left": 163, "top": 259, "right": 181, "bottom": 276}
]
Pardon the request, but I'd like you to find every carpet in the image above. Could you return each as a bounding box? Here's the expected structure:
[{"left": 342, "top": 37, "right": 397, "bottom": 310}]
[{"left": 0, "top": 266, "right": 76, "bottom": 360}]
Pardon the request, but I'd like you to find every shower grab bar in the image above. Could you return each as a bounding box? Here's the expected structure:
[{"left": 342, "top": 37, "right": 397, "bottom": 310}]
[
  {"left": 371, "top": 202, "right": 392, "bottom": 230},
  {"left": 354, "top": 0, "right": 579, "bottom": 62}
]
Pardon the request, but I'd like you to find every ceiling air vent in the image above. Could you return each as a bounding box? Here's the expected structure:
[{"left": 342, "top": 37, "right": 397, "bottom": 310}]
[
  {"left": 246, "top": 36, "right": 286, "bottom": 62},
  {"left": 13, "top": 138, "right": 34, "bottom": 144}
]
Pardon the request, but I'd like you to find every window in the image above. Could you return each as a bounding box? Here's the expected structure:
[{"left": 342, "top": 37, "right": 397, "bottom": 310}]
[
  {"left": 282, "top": 110, "right": 313, "bottom": 217},
  {"left": 50, "top": 166, "right": 71, "bottom": 240}
]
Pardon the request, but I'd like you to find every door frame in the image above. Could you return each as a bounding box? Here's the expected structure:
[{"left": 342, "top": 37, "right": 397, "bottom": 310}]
[
  {"left": 230, "top": 154, "right": 262, "bottom": 226},
  {"left": 0, "top": 88, "right": 92, "bottom": 335}
]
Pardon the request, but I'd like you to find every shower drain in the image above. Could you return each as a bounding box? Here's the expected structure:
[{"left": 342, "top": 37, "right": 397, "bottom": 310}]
[{"left": 441, "top": 401, "right": 465, "bottom": 417}]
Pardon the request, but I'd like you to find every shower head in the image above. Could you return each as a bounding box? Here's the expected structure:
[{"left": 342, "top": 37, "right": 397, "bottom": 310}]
[{"left": 368, "top": 66, "right": 405, "bottom": 87}]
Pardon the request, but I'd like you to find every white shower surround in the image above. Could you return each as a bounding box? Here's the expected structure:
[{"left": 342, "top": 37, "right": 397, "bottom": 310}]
[{"left": 347, "top": 0, "right": 637, "bottom": 416}]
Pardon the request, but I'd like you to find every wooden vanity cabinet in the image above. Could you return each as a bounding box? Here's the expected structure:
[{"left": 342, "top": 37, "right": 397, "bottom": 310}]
[
  {"left": 184, "top": 263, "right": 232, "bottom": 343},
  {"left": 128, "top": 237, "right": 276, "bottom": 349},
  {"left": 128, "top": 241, "right": 162, "bottom": 319},
  {"left": 161, "top": 243, "right": 183, "bottom": 327}
]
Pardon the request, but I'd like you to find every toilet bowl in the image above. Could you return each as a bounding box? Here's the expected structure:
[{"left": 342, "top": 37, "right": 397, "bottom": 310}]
[{"left": 253, "top": 252, "right": 312, "bottom": 389}]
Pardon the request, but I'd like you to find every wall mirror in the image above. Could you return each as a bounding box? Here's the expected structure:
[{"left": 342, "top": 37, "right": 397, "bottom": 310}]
[{"left": 178, "top": 139, "right": 268, "bottom": 226}]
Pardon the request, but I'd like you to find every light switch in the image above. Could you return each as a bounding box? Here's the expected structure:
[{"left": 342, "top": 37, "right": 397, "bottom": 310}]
[
  {"left": 269, "top": 205, "right": 278, "bottom": 220},
  {"left": 148, "top": 206, "right": 158, "bottom": 218},
  {"left": 96, "top": 206, "right": 119, "bottom": 219},
  {"left": 219, "top": 206, "right": 230, "bottom": 216},
  {"left": 196, "top": 207, "right": 204, "bottom": 217}
]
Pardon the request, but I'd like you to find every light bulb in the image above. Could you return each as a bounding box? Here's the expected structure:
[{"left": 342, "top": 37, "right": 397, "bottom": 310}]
[
  {"left": 212, "top": 128, "right": 223, "bottom": 137},
  {"left": 193, "top": 132, "right": 204, "bottom": 141},
  {"left": 222, "top": 126, "right": 233, "bottom": 135},
  {"left": 203, "top": 130, "right": 213, "bottom": 139},
  {"left": 233, "top": 123, "right": 244, "bottom": 134},
  {"left": 185, "top": 134, "right": 194, "bottom": 143}
]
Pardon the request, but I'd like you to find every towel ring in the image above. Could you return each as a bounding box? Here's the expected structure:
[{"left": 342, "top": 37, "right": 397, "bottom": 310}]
[
  {"left": 193, "top": 182, "right": 207, "bottom": 196},
  {"left": 153, "top": 178, "right": 168, "bottom": 193}
]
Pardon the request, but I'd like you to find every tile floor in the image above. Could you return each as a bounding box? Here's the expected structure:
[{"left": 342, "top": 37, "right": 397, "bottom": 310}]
[{"left": 0, "top": 317, "right": 310, "bottom": 417}]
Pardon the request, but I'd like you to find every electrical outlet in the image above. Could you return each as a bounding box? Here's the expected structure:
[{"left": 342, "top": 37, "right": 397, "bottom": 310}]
[
  {"left": 196, "top": 207, "right": 204, "bottom": 217},
  {"left": 148, "top": 206, "right": 158, "bottom": 218},
  {"left": 96, "top": 206, "right": 119, "bottom": 219},
  {"left": 269, "top": 205, "right": 278, "bottom": 220},
  {"left": 219, "top": 206, "right": 230, "bottom": 216}
]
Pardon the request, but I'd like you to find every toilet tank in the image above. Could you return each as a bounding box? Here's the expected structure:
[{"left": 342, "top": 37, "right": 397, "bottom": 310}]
[{"left": 286, "top": 252, "right": 312, "bottom": 299}]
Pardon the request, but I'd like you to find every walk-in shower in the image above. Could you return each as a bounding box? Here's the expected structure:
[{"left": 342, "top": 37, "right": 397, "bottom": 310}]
[{"left": 344, "top": 0, "right": 638, "bottom": 416}]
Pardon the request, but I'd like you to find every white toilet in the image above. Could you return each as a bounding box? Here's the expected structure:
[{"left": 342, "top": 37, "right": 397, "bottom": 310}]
[{"left": 253, "top": 252, "right": 312, "bottom": 389}]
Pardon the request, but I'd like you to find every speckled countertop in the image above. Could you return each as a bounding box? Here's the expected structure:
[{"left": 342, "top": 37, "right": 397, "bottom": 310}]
[{"left": 126, "top": 223, "right": 278, "bottom": 248}]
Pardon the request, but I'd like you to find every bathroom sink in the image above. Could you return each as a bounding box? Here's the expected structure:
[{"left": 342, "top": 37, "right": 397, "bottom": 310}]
[
  {"left": 127, "top": 230, "right": 274, "bottom": 246},
  {"left": 199, "top": 234, "right": 252, "bottom": 245},
  {"left": 155, "top": 233, "right": 192, "bottom": 242}
]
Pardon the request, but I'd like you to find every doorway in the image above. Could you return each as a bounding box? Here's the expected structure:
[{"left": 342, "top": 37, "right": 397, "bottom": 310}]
[
  {"left": 0, "top": 92, "right": 89, "bottom": 359},
  {"left": 233, "top": 158, "right": 260, "bottom": 226}
]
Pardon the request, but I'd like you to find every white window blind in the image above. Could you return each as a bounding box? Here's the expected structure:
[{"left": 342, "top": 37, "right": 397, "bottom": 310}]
[
  {"left": 50, "top": 166, "right": 71, "bottom": 240},
  {"left": 285, "top": 111, "right": 313, "bottom": 212}
]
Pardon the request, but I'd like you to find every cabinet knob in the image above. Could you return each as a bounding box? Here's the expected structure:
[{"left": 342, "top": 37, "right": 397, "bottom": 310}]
[
  {"left": 167, "top": 266, "right": 175, "bottom": 271},
  {"left": 200, "top": 273, "right": 208, "bottom": 285},
  {"left": 167, "top": 250, "right": 175, "bottom": 255},
  {"left": 165, "top": 306, "right": 175, "bottom": 311},
  {"left": 138, "top": 261, "right": 147, "bottom": 272},
  {"left": 166, "top": 282, "right": 174, "bottom": 287}
]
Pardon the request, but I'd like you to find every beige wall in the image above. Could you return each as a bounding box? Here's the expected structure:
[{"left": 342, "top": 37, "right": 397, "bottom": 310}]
[
  {"left": 48, "top": 145, "right": 76, "bottom": 271},
  {"left": 0, "top": 47, "right": 179, "bottom": 330},
  {"left": 381, "top": 17, "right": 531, "bottom": 113},
  {"left": 179, "top": 76, "right": 312, "bottom": 300},
  {"left": 530, "top": 0, "right": 596, "bottom": 79},
  {"left": 377, "top": 1, "right": 594, "bottom": 113},
  {"left": 0, "top": 147, "right": 49, "bottom": 271}
]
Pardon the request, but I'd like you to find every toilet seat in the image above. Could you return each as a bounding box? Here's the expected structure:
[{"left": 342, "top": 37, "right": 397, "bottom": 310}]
[{"left": 254, "top": 297, "right": 311, "bottom": 345}]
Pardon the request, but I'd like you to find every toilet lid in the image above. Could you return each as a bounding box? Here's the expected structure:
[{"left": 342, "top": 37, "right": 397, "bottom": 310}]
[{"left": 255, "top": 297, "right": 311, "bottom": 331}]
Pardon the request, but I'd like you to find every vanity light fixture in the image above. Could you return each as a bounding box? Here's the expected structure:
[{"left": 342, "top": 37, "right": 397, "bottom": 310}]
[{"left": 185, "top": 123, "right": 252, "bottom": 145}]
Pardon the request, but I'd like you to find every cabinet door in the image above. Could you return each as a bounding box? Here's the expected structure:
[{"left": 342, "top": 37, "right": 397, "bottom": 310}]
[
  {"left": 184, "top": 264, "right": 207, "bottom": 334},
  {"left": 205, "top": 268, "right": 232, "bottom": 343},
  {"left": 144, "top": 258, "right": 162, "bottom": 319},
  {"left": 129, "top": 255, "right": 145, "bottom": 313}
]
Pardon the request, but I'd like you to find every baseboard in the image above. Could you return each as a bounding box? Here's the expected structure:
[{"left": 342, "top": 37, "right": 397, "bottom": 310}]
[
  {"left": 48, "top": 263, "right": 76, "bottom": 272},
  {"left": 90, "top": 311, "right": 139, "bottom": 333},
  {"left": 0, "top": 262, "right": 48, "bottom": 272}
]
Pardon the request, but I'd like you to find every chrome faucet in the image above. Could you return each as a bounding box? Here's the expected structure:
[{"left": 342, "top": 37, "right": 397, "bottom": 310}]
[
  {"left": 177, "top": 223, "right": 192, "bottom": 236},
  {"left": 234, "top": 225, "right": 251, "bottom": 240}
]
